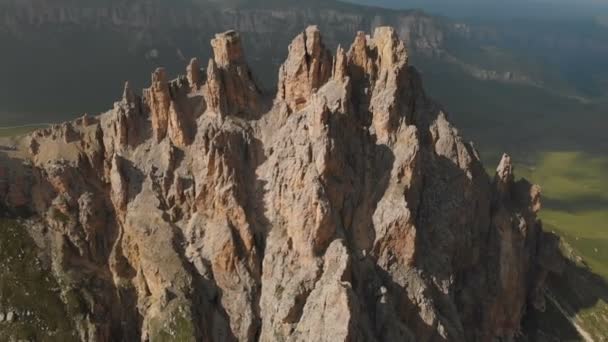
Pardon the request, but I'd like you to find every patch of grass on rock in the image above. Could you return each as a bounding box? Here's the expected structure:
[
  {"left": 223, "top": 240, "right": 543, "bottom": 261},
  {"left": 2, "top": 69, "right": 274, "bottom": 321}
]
[{"left": 0, "top": 218, "right": 78, "bottom": 341}]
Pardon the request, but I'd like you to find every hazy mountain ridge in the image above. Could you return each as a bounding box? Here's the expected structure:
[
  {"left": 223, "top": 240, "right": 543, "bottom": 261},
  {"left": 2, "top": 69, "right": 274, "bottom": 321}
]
[
  {"left": 346, "top": 0, "right": 608, "bottom": 19},
  {"left": 1, "top": 0, "right": 587, "bottom": 125}
]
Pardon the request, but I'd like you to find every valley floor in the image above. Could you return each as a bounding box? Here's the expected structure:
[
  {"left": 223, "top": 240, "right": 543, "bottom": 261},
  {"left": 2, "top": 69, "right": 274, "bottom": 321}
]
[{"left": 0, "top": 124, "right": 50, "bottom": 138}]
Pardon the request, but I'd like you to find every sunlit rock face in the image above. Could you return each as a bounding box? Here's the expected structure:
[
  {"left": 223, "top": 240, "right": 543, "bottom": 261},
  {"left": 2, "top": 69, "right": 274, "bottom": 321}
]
[{"left": 0, "top": 26, "right": 555, "bottom": 342}]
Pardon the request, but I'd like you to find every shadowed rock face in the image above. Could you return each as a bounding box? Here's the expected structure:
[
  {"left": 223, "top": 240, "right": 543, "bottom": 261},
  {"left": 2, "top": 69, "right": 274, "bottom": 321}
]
[{"left": 0, "top": 26, "right": 557, "bottom": 341}]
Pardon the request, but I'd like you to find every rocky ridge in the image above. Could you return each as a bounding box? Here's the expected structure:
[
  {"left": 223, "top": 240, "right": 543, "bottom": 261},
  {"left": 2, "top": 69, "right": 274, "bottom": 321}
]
[{"left": 0, "top": 26, "right": 559, "bottom": 341}]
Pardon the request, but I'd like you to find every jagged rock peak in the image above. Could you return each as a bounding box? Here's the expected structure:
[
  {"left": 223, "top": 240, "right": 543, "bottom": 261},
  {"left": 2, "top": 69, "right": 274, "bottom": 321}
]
[
  {"left": 168, "top": 100, "right": 192, "bottom": 148},
  {"left": 368, "top": 27, "right": 412, "bottom": 141},
  {"left": 495, "top": 153, "right": 515, "bottom": 199},
  {"left": 274, "top": 26, "right": 413, "bottom": 142},
  {"left": 203, "top": 30, "right": 260, "bottom": 118},
  {"left": 81, "top": 113, "right": 95, "bottom": 127},
  {"left": 277, "top": 25, "right": 333, "bottom": 112},
  {"left": 373, "top": 26, "right": 408, "bottom": 75},
  {"left": 211, "top": 30, "right": 245, "bottom": 67},
  {"left": 333, "top": 45, "right": 348, "bottom": 82},
  {"left": 496, "top": 153, "right": 514, "bottom": 185},
  {"left": 146, "top": 67, "right": 172, "bottom": 142},
  {"left": 122, "top": 81, "right": 136, "bottom": 104},
  {"left": 203, "top": 58, "right": 225, "bottom": 116},
  {"left": 343, "top": 27, "right": 409, "bottom": 87},
  {"left": 187, "top": 57, "right": 202, "bottom": 90},
  {"left": 347, "top": 31, "right": 377, "bottom": 83},
  {"left": 152, "top": 67, "right": 169, "bottom": 89}
]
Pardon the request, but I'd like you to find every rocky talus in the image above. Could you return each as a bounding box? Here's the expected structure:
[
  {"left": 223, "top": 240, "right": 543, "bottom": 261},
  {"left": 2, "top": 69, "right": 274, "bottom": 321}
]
[{"left": 0, "top": 27, "right": 558, "bottom": 342}]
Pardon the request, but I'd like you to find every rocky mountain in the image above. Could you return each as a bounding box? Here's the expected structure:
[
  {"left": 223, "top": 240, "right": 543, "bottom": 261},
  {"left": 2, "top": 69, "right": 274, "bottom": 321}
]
[{"left": 0, "top": 25, "right": 565, "bottom": 341}]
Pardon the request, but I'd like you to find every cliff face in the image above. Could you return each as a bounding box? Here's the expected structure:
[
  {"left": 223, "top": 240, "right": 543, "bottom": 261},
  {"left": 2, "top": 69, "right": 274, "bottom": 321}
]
[{"left": 0, "top": 26, "right": 557, "bottom": 341}]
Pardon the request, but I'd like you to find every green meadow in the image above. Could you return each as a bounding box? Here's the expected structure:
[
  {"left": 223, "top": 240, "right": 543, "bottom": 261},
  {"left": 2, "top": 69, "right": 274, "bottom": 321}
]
[
  {"left": 0, "top": 219, "right": 77, "bottom": 341},
  {"left": 0, "top": 125, "right": 48, "bottom": 138},
  {"left": 516, "top": 152, "right": 608, "bottom": 279}
]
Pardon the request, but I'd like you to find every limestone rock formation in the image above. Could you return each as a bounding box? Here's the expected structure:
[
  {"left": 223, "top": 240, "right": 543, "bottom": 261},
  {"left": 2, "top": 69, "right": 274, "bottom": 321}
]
[
  {"left": 277, "top": 25, "right": 333, "bottom": 113},
  {"left": 187, "top": 57, "right": 203, "bottom": 91},
  {"left": 0, "top": 26, "right": 559, "bottom": 342},
  {"left": 146, "top": 67, "right": 172, "bottom": 142},
  {"left": 203, "top": 30, "right": 261, "bottom": 118}
]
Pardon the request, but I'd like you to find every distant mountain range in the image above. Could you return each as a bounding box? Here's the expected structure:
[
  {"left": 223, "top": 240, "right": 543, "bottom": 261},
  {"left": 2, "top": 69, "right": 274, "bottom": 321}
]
[
  {"left": 0, "top": 0, "right": 605, "bottom": 120},
  {"left": 346, "top": 0, "right": 608, "bottom": 19},
  {"left": 0, "top": 0, "right": 606, "bottom": 156}
]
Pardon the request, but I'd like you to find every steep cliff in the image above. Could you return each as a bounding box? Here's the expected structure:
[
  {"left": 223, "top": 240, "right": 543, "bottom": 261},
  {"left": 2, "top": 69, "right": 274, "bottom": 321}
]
[{"left": 0, "top": 27, "right": 559, "bottom": 341}]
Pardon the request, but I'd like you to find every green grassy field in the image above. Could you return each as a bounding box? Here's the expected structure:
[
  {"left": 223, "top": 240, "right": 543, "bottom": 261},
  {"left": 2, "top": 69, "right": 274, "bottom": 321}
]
[
  {"left": 531, "top": 234, "right": 608, "bottom": 341},
  {"left": 0, "top": 124, "right": 48, "bottom": 138},
  {"left": 0, "top": 219, "right": 77, "bottom": 341},
  {"left": 515, "top": 152, "right": 608, "bottom": 279}
]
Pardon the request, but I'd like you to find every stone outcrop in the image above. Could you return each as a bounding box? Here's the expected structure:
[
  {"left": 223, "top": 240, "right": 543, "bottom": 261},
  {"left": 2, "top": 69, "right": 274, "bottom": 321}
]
[
  {"left": 143, "top": 69, "right": 196, "bottom": 148},
  {"left": 495, "top": 153, "right": 514, "bottom": 199},
  {"left": 0, "top": 26, "right": 560, "bottom": 342},
  {"left": 204, "top": 58, "right": 226, "bottom": 116},
  {"left": 145, "top": 67, "right": 172, "bottom": 142},
  {"left": 277, "top": 25, "right": 333, "bottom": 113},
  {"left": 187, "top": 57, "right": 202, "bottom": 91},
  {"left": 203, "top": 30, "right": 261, "bottom": 118}
]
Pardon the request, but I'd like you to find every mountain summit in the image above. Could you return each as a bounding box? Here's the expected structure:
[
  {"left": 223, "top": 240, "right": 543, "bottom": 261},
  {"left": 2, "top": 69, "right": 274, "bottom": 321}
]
[{"left": 0, "top": 26, "right": 559, "bottom": 341}]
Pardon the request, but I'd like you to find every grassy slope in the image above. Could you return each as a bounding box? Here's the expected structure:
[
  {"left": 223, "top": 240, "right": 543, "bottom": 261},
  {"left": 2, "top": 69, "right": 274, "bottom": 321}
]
[
  {"left": 0, "top": 125, "right": 49, "bottom": 138},
  {"left": 525, "top": 238, "right": 608, "bottom": 341},
  {"left": 515, "top": 154, "right": 608, "bottom": 341},
  {"left": 516, "top": 152, "right": 608, "bottom": 279},
  {"left": 0, "top": 219, "right": 77, "bottom": 341}
]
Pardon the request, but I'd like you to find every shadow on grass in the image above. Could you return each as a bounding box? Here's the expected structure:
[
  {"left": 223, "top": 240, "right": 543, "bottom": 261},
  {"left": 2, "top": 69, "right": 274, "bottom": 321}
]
[
  {"left": 543, "top": 195, "right": 608, "bottom": 213},
  {"left": 521, "top": 231, "right": 608, "bottom": 341}
]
